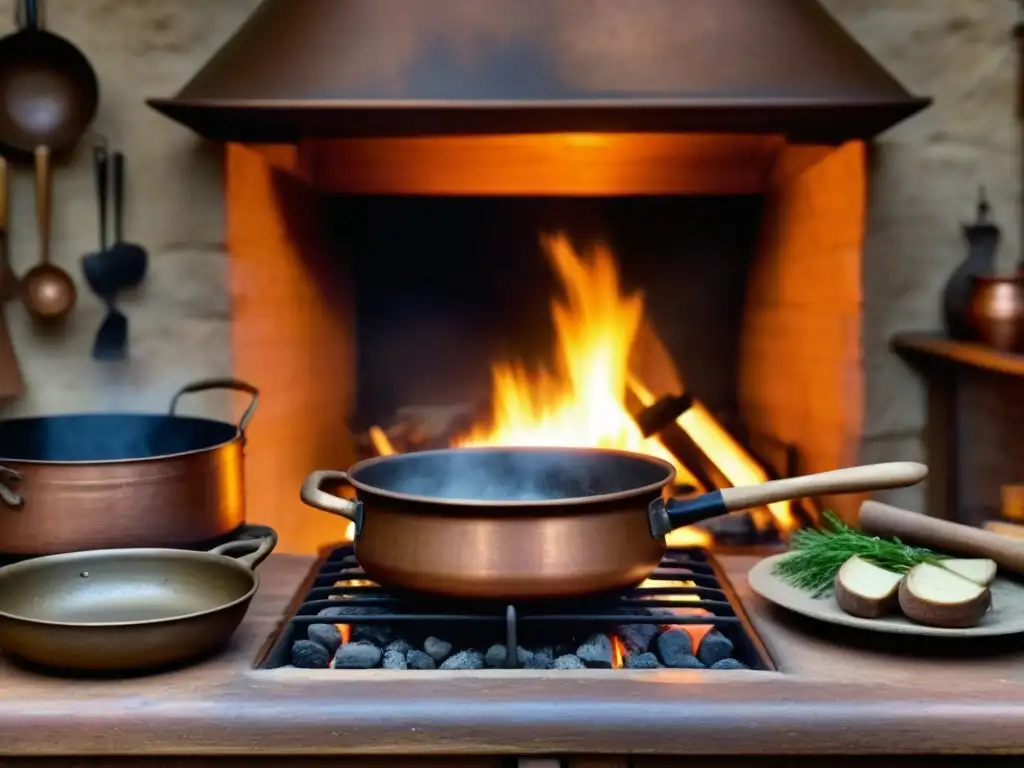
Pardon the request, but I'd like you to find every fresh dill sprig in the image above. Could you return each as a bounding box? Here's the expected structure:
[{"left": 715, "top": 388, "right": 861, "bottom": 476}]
[{"left": 771, "top": 511, "right": 943, "bottom": 597}]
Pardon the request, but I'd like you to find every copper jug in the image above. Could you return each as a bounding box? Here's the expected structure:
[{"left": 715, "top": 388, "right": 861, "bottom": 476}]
[{"left": 966, "top": 274, "right": 1024, "bottom": 352}]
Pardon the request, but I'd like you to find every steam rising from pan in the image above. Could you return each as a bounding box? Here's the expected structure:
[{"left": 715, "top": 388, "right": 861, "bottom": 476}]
[{"left": 348, "top": 447, "right": 674, "bottom": 503}]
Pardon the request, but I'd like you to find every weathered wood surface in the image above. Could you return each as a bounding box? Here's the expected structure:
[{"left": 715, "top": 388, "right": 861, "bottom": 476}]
[{"left": 0, "top": 551, "right": 1023, "bottom": 757}]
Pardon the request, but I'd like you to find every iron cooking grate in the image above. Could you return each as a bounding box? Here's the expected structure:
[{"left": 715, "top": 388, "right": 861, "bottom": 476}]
[{"left": 261, "top": 545, "right": 774, "bottom": 671}]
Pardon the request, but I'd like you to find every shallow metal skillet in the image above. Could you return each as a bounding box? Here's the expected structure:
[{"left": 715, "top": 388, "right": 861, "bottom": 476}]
[
  {"left": 301, "top": 447, "right": 928, "bottom": 600},
  {"left": 0, "top": 529, "right": 276, "bottom": 673}
]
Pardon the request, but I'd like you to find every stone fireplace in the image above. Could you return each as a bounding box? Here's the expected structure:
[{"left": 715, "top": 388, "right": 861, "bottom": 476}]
[{"left": 150, "top": 0, "right": 928, "bottom": 554}]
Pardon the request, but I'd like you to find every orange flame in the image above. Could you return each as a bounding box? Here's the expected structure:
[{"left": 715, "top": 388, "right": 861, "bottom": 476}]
[
  {"left": 456, "top": 233, "right": 709, "bottom": 546},
  {"left": 610, "top": 635, "right": 627, "bottom": 669},
  {"left": 368, "top": 425, "right": 397, "bottom": 457},
  {"left": 638, "top": 576, "right": 713, "bottom": 650}
]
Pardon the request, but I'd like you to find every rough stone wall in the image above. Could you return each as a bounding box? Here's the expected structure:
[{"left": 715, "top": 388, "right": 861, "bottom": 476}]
[
  {"left": 821, "top": 0, "right": 1020, "bottom": 512},
  {"left": 0, "top": 0, "right": 258, "bottom": 420}
]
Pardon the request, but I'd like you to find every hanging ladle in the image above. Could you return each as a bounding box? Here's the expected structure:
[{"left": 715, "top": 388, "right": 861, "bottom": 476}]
[{"left": 20, "top": 145, "right": 76, "bottom": 322}]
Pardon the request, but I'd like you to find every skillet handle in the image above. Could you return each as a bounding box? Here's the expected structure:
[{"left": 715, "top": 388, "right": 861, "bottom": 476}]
[
  {"left": 648, "top": 462, "right": 929, "bottom": 536},
  {"left": 209, "top": 531, "right": 278, "bottom": 570},
  {"left": 169, "top": 378, "right": 260, "bottom": 432},
  {"left": 301, "top": 470, "right": 361, "bottom": 524}
]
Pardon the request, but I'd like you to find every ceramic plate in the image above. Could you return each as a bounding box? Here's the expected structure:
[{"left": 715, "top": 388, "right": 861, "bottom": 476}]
[{"left": 748, "top": 553, "right": 1024, "bottom": 637}]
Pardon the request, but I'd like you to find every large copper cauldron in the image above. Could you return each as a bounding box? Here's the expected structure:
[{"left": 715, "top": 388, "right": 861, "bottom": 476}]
[
  {"left": 0, "top": 379, "right": 258, "bottom": 555},
  {"left": 301, "top": 447, "right": 928, "bottom": 600}
]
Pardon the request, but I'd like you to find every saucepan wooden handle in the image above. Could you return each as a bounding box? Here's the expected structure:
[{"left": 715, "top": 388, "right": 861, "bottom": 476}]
[
  {"left": 860, "top": 500, "right": 1024, "bottom": 574},
  {"left": 651, "top": 462, "right": 928, "bottom": 536},
  {"left": 720, "top": 462, "right": 928, "bottom": 510}
]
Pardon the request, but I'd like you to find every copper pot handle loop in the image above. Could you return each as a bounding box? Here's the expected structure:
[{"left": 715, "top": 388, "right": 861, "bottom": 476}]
[
  {"left": 208, "top": 530, "right": 278, "bottom": 571},
  {"left": 168, "top": 378, "right": 260, "bottom": 433},
  {"left": 300, "top": 470, "right": 360, "bottom": 522},
  {"left": 0, "top": 464, "right": 22, "bottom": 507}
]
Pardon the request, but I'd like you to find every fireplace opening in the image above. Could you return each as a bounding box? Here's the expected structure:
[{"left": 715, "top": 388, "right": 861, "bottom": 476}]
[
  {"left": 329, "top": 193, "right": 824, "bottom": 546},
  {"left": 224, "top": 136, "right": 867, "bottom": 555}
]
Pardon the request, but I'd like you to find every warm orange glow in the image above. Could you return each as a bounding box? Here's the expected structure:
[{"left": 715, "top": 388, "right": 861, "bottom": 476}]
[
  {"left": 336, "top": 624, "right": 352, "bottom": 644},
  {"left": 628, "top": 376, "right": 798, "bottom": 535},
  {"left": 456, "top": 233, "right": 702, "bottom": 536},
  {"left": 368, "top": 425, "right": 397, "bottom": 456},
  {"left": 638, "top": 577, "right": 714, "bottom": 650},
  {"left": 610, "top": 635, "right": 626, "bottom": 669}
]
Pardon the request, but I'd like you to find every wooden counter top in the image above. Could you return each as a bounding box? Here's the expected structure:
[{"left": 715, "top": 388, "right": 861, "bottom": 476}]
[{"left": 1, "top": 551, "right": 1023, "bottom": 758}]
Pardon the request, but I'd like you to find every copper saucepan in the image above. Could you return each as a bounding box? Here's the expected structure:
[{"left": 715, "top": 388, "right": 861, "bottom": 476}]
[
  {"left": 301, "top": 447, "right": 928, "bottom": 600},
  {"left": 0, "top": 528, "right": 277, "bottom": 673}
]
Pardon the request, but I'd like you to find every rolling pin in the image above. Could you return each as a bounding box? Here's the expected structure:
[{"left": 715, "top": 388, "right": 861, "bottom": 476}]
[{"left": 859, "top": 500, "right": 1024, "bottom": 574}]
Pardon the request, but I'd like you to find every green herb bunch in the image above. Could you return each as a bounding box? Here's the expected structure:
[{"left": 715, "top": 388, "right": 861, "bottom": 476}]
[{"left": 772, "top": 511, "right": 942, "bottom": 597}]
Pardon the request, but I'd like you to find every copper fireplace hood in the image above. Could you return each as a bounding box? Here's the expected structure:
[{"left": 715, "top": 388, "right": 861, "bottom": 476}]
[{"left": 148, "top": 0, "right": 929, "bottom": 145}]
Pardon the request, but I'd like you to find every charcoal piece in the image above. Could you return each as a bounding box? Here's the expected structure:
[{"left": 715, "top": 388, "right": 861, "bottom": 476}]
[
  {"left": 618, "top": 623, "right": 659, "bottom": 654},
  {"left": 697, "top": 630, "right": 735, "bottom": 666},
  {"left": 317, "top": 605, "right": 387, "bottom": 618},
  {"left": 291, "top": 640, "right": 331, "bottom": 669},
  {"left": 526, "top": 650, "right": 554, "bottom": 669},
  {"left": 553, "top": 654, "right": 586, "bottom": 669},
  {"left": 424, "top": 636, "right": 453, "bottom": 663},
  {"left": 306, "top": 623, "right": 342, "bottom": 654},
  {"left": 515, "top": 645, "right": 534, "bottom": 666},
  {"left": 386, "top": 638, "right": 413, "bottom": 655},
  {"left": 711, "top": 658, "right": 748, "bottom": 670},
  {"left": 625, "top": 652, "right": 663, "bottom": 669},
  {"left": 383, "top": 649, "right": 408, "bottom": 670},
  {"left": 407, "top": 649, "right": 437, "bottom": 670},
  {"left": 656, "top": 629, "right": 694, "bottom": 667},
  {"left": 352, "top": 623, "right": 395, "bottom": 646},
  {"left": 554, "top": 641, "right": 577, "bottom": 657},
  {"left": 484, "top": 644, "right": 534, "bottom": 668},
  {"left": 575, "top": 633, "right": 613, "bottom": 669},
  {"left": 439, "top": 649, "right": 485, "bottom": 670},
  {"left": 333, "top": 642, "right": 383, "bottom": 669},
  {"left": 669, "top": 653, "right": 705, "bottom": 669}
]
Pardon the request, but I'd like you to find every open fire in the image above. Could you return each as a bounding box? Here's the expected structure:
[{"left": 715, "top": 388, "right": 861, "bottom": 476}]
[{"left": 362, "top": 232, "right": 802, "bottom": 545}]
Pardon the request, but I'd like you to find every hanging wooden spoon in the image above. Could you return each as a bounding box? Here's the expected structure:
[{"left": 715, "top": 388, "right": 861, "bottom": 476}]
[{"left": 20, "top": 145, "right": 75, "bottom": 322}]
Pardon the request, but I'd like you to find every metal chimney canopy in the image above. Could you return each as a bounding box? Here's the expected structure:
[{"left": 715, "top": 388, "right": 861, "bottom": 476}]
[{"left": 147, "top": 0, "right": 929, "bottom": 143}]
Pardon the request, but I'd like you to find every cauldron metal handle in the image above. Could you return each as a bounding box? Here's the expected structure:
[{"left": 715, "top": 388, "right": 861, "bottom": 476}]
[
  {"left": 168, "top": 378, "right": 260, "bottom": 432},
  {"left": 301, "top": 470, "right": 362, "bottom": 526},
  {"left": 0, "top": 464, "right": 22, "bottom": 507},
  {"left": 208, "top": 530, "right": 278, "bottom": 570},
  {"left": 648, "top": 462, "right": 929, "bottom": 537}
]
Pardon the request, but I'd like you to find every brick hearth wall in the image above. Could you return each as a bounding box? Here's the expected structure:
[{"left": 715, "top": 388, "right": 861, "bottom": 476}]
[{"left": 739, "top": 142, "right": 866, "bottom": 523}]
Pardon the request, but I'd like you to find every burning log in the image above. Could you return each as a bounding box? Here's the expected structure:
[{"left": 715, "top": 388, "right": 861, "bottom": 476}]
[{"left": 627, "top": 317, "right": 804, "bottom": 539}]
